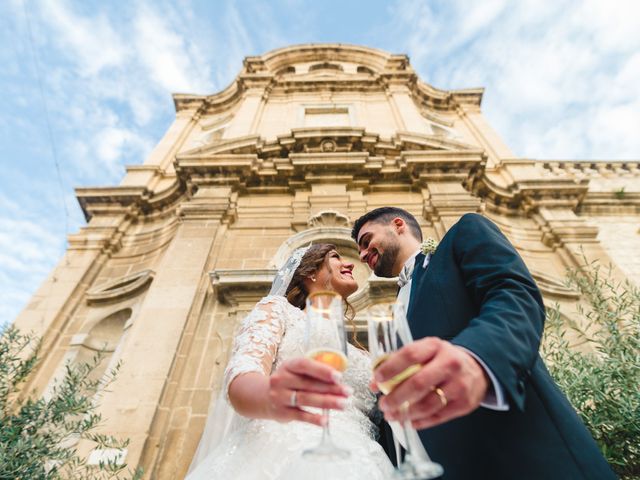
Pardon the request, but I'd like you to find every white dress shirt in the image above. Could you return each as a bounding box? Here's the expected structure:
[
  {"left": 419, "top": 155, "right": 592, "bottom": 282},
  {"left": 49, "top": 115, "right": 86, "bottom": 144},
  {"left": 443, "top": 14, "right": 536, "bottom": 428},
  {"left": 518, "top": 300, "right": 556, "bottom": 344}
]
[{"left": 397, "top": 250, "right": 509, "bottom": 411}]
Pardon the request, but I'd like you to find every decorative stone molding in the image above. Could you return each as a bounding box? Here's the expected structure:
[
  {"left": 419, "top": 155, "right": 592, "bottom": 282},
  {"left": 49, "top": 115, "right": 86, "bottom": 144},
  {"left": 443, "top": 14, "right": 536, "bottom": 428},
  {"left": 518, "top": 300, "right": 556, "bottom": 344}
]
[
  {"left": 469, "top": 159, "right": 591, "bottom": 214},
  {"left": 75, "top": 181, "right": 186, "bottom": 222},
  {"left": 307, "top": 210, "right": 351, "bottom": 228},
  {"left": 173, "top": 44, "right": 482, "bottom": 115},
  {"left": 533, "top": 209, "right": 599, "bottom": 248},
  {"left": 175, "top": 128, "right": 483, "bottom": 191},
  {"left": 86, "top": 270, "right": 154, "bottom": 305},
  {"left": 320, "top": 138, "right": 337, "bottom": 152},
  {"left": 210, "top": 269, "right": 275, "bottom": 305},
  {"left": 530, "top": 270, "right": 580, "bottom": 299},
  {"left": 353, "top": 277, "right": 398, "bottom": 305}
]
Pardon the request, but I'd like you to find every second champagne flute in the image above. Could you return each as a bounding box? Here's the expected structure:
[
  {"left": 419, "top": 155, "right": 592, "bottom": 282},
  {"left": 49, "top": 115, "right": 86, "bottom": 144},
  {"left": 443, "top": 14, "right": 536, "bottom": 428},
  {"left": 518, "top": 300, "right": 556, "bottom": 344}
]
[
  {"left": 303, "top": 290, "right": 350, "bottom": 460},
  {"left": 367, "top": 303, "right": 443, "bottom": 480}
]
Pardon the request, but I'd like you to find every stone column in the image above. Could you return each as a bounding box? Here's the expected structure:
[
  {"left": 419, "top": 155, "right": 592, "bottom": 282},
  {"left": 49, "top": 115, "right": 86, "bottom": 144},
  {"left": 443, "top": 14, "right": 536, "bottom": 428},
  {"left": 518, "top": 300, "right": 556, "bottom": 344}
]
[
  {"left": 385, "top": 83, "right": 427, "bottom": 133},
  {"left": 87, "top": 187, "right": 233, "bottom": 473},
  {"left": 457, "top": 104, "right": 514, "bottom": 168},
  {"left": 224, "top": 76, "right": 272, "bottom": 139}
]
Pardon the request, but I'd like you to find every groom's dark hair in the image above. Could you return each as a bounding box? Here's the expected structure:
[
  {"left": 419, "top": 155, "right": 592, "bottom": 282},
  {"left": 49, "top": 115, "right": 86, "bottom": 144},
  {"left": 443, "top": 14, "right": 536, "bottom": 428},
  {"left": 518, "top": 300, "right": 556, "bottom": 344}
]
[{"left": 351, "top": 207, "right": 423, "bottom": 242}]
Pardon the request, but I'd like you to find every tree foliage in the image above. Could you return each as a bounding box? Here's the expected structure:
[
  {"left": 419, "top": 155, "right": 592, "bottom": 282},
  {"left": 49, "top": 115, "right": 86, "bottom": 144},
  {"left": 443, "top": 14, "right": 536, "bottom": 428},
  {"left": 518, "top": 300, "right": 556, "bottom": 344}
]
[
  {"left": 0, "top": 326, "right": 142, "bottom": 480},
  {"left": 543, "top": 261, "right": 640, "bottom": 479}
]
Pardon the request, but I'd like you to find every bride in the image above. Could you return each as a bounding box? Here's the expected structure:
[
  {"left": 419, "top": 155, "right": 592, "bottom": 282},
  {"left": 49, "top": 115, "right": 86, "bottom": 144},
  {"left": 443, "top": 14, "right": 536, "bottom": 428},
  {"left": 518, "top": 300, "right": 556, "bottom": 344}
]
[{"left": 186, "top": 243, "right": 394, "bottom": 479}]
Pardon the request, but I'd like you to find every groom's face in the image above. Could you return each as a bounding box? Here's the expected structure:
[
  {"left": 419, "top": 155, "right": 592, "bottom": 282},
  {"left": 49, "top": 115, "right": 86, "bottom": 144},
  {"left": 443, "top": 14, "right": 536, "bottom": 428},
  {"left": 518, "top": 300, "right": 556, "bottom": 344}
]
[{"left": 356, "top": 221, "right": 400, "bottom": 278}]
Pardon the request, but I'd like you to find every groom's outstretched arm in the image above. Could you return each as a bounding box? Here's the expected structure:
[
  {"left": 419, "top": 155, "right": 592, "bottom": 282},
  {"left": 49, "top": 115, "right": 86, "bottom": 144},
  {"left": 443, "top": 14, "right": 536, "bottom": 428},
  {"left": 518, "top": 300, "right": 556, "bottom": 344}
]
[{"left": 449, "top": 213, "right": 545, "bottom": 411}]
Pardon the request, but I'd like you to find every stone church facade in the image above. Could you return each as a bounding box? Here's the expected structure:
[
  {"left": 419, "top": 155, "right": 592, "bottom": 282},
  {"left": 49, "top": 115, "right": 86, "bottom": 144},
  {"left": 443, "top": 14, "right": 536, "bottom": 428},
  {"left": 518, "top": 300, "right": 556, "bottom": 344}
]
[{"left": 14, "top": 44, "right": 639, "bottom": 478}]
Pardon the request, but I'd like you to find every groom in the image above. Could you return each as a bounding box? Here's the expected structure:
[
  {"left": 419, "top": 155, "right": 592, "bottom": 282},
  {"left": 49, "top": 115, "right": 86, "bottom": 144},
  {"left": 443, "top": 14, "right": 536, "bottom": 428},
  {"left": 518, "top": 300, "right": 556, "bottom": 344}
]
[{"left": 352, "top": 207, "right": 615, "bottom": 479}]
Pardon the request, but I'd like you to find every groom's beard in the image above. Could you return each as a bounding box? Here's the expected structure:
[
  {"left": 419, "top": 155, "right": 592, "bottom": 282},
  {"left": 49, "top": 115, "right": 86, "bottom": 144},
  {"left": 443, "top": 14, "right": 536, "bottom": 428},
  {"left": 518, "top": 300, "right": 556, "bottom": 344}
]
[{"left": 373, "top": 241, "right": 399, "bottom": 278}]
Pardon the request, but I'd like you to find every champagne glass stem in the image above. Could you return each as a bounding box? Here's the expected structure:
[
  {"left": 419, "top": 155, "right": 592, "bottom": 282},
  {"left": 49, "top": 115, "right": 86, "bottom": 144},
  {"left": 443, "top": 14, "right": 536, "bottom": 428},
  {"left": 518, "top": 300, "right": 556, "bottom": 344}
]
[
  {"left": 321, "top": 408, "right": 331, "bottom": 445},
  {"left": 399, "top": 402, "right": 414, "bottom": 460},
  {"left": 395, "top": 402, "right": 443, "bottom": 479}
]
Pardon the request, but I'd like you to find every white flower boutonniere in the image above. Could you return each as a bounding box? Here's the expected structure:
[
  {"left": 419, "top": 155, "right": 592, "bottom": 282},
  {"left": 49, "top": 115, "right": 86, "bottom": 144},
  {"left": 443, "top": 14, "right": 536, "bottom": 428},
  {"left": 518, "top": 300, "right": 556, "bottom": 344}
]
[{"left": 420, "top": 237, "right": 439, "bottom": 256}]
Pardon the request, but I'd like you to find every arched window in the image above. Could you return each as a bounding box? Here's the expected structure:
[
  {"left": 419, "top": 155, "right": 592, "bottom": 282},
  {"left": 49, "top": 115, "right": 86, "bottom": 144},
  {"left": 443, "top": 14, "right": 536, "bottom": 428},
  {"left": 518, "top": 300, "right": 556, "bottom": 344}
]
[{"left": 74, "top": 309, "right": 131, "bottom": 384}]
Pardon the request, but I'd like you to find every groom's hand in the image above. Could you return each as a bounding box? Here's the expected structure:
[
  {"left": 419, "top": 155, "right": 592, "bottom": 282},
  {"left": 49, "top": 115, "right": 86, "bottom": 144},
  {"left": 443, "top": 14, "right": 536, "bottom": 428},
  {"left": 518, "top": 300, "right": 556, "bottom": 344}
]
[{"left": 371, "top": 337, "right": 489, "bottom": 430}]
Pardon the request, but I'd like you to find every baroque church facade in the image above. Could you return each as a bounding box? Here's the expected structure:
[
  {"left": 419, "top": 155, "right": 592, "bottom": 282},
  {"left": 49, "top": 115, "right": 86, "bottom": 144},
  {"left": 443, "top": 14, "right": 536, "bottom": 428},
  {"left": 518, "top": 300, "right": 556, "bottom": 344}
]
[{"left": 14, "top": 44, "right": 640, "bottom": 478}]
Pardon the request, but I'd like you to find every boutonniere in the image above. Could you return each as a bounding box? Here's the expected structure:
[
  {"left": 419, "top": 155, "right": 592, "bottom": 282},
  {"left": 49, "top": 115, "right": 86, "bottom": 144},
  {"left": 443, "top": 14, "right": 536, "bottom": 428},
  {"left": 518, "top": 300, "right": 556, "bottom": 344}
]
[{"left": 420, "top": 237, "right": 439, "bottom": 256}]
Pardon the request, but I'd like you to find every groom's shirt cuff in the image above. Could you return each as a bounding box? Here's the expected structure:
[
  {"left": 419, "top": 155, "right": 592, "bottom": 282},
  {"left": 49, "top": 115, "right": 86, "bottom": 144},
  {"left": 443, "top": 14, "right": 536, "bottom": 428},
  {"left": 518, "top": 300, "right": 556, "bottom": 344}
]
[{"left": 457, "top": 347, "right": 509, "bottom": 411}]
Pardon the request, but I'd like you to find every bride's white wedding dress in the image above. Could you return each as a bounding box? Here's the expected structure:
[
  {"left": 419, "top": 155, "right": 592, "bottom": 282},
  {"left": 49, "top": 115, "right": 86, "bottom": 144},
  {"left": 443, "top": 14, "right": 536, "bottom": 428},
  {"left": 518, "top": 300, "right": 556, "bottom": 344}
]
[{"left": 186, "top": 295, "right": 394, "bottom": 479}]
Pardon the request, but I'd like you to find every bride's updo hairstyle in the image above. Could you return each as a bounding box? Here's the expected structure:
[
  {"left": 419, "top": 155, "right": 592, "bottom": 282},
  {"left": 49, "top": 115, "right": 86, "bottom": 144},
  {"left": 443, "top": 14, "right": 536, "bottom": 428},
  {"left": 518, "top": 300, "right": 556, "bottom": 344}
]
[{"left": 285, "top": 243, "right": 336, "bottom": 309}]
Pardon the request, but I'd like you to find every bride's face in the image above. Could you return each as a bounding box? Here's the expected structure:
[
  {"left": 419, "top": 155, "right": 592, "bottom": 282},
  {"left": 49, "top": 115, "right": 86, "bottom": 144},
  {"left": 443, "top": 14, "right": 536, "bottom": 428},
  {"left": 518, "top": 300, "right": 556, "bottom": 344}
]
[{"left": 311, "top": 250, "right": 358, "bottom": 298}]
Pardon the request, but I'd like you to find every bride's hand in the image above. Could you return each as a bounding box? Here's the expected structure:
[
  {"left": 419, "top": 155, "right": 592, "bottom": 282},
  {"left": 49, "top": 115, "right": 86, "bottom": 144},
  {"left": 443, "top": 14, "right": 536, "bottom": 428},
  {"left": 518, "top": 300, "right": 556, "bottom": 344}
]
[{"left": 267, "top": 357, "right": 352, "bottom": 426}]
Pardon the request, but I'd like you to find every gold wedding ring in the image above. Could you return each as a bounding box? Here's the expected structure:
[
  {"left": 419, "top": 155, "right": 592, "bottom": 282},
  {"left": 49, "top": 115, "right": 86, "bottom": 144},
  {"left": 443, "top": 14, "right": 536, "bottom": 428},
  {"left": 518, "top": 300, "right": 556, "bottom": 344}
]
[
  {"left": 290, "top": 390, "right": 298, "bottom": 407},
  {"left": 432, "top": 386, "right": 448, "bottom": 407}
]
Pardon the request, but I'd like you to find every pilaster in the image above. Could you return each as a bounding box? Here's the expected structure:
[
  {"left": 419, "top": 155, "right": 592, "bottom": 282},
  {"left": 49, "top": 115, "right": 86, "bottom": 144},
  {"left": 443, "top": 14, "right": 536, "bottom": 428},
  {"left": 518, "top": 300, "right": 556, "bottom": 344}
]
[{"left": 90, "top": 188, "right": 232, "bottom": 473}]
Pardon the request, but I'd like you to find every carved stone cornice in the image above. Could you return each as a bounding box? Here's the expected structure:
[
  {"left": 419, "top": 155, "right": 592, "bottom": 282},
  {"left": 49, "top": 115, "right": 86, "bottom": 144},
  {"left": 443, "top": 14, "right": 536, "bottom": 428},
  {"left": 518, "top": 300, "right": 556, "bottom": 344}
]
[
  {"left": 210, "top": 269, "right": 275, "bottom": 305},
  {"left": 175, "top": 128, "right": 484, "bottom": 190},
  {"left": 402, "top": 150, "right": 486, "bottom": 182},
  {"left": 469, "top": 159, "right": 590, "bottom": 213},
  {"left": 76, "top": 181, "right": 187, "bottom": 222},
  {"left": 74, "top": 125, "right": 483, "bottom": 224},
  {"left": 532, "top": 209, "right": 599, "bottom": 248},
  {"left": 174, "top": 44, "right": 483, "bottom": 115}
]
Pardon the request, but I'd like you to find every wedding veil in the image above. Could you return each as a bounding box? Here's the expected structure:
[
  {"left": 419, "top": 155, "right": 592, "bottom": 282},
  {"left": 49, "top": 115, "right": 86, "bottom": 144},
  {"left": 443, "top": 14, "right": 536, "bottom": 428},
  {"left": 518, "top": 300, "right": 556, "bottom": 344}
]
[{"left": 187, "top": 246, "right": 311, "bottom": 473}]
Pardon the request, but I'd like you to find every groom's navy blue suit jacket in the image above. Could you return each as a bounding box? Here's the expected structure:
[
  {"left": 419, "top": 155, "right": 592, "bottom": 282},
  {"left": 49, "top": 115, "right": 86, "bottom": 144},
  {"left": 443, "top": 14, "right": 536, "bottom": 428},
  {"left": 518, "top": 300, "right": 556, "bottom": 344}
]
[{"left": 406, "top": 214, "right": 615, "bottom": 480}]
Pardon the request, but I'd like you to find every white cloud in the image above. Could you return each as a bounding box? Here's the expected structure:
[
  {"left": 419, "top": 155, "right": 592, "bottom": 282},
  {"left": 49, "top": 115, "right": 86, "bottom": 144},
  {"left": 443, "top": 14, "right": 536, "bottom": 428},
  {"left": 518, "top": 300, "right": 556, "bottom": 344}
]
[
  {"left": 40, "top": 0, "right": 128, "bottom": 76},
  {"left": 0, "top": 215, "right": 62, "bottom": 322},
  {"left": 133, "top": 5, "right": 212, "bottom": 94},
  {"left": 387, "top": 0, "right": 640, "bottom": 159},
  {"left": 94, "top": 126, "right": 154, "bottom": 176}
]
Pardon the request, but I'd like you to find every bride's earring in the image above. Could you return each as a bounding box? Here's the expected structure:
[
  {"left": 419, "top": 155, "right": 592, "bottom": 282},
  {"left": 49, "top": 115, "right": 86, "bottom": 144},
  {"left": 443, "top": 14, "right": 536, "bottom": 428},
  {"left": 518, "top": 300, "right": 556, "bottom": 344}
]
[{"left": 311, "top": 276, "right": 316, "bottom": 282}]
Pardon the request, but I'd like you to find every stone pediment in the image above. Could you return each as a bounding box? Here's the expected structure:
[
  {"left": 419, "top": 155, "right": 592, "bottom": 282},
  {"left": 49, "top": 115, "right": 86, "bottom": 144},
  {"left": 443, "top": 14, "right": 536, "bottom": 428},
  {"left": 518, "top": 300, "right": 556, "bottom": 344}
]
[
  {"left": 175, "top": 128, "right": 485, "bottom": 190},
  {"left": 179, "top": 127, "right": 479, "bottom": 159}
]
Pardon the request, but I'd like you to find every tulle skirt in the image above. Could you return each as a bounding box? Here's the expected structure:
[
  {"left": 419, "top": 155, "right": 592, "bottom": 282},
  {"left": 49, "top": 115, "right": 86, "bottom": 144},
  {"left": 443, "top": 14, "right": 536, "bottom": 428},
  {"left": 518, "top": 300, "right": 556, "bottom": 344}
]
[{"left": 186, "top": 409, "right": 394, "bottom": 480}]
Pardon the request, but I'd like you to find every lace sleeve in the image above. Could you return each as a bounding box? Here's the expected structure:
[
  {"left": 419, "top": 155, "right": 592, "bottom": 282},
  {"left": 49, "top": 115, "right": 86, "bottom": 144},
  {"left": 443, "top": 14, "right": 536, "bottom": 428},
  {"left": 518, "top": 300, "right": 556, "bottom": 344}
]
[{"left": 223, "top": 296, "right": 286, "bottom": 399}]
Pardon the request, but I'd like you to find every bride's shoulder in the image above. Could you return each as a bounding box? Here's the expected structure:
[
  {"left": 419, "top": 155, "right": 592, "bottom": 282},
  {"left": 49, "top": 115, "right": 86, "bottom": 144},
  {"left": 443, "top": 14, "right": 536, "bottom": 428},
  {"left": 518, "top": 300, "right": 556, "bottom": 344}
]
[{"left": 256, "top": 295, "right": 301, "bottom": 316}]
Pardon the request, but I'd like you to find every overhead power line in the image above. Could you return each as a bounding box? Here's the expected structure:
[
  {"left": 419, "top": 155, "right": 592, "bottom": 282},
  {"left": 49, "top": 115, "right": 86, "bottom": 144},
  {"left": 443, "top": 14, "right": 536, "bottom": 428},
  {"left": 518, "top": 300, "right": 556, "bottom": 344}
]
[{"left": 21, "top": 0, "right": 71, "bottom": 240}]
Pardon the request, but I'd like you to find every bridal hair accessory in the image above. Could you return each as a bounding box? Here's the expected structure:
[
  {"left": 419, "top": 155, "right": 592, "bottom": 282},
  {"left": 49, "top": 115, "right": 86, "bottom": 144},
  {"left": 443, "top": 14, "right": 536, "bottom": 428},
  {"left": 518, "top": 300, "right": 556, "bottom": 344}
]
[
  {"left": 268, "top": 245, "right": 312, "bottom": 296},
  {"left": 420, "top": 238, "right": 439, "bottom": 256}
]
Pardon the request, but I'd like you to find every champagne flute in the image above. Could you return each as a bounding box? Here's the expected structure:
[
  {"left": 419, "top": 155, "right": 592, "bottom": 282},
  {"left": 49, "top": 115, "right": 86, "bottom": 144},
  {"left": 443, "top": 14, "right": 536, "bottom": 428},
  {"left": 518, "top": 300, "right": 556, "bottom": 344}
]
[
  {"left": 302, "top": 290, "right": 350, "bottom": 460},
  {"left": 367, "top": 303, "right": 444, "bottom": 480}
]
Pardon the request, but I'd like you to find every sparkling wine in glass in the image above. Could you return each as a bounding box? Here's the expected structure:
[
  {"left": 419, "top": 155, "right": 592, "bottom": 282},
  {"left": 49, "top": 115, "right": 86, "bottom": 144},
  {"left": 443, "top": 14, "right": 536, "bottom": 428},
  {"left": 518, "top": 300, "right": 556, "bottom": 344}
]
[
  {"left": 302, "top": 290, "right": 350, "bottom": 460},
  {"left": 367, "top": 303, "right": 443, "bottom": 479}
]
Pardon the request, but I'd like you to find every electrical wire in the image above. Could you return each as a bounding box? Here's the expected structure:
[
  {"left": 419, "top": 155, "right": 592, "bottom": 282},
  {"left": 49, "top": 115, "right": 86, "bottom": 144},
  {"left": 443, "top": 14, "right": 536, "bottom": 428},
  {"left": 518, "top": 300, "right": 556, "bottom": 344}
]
[{"left": 21, "top": 0, "right": 71, "bottom": 240}]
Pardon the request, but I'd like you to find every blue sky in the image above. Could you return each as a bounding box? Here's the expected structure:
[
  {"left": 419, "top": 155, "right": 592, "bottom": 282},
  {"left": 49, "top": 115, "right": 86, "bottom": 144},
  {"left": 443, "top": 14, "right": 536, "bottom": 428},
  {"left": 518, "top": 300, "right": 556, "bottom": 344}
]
[{"left": 1, "top": 0, "right": 639, "bottom": 322}]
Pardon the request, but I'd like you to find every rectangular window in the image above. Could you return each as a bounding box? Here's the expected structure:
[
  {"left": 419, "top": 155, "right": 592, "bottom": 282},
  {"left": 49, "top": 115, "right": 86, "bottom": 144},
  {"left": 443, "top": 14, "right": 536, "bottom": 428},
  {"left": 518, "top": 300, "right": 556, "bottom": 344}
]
[{"left": 303, "top": 105, "right": 351, "bottom": 127}]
